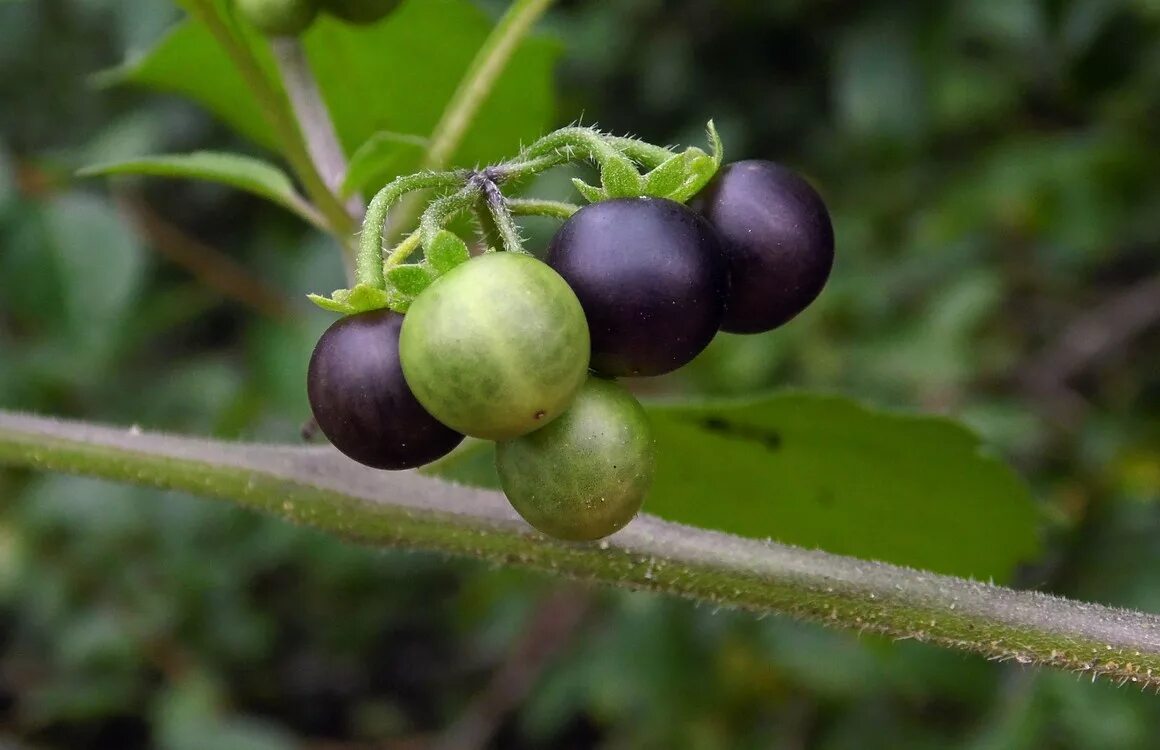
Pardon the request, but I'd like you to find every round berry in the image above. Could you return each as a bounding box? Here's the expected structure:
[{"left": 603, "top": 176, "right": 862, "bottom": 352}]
[
  {"left": 692, "top": 160, "right": 834, "bottom": 334},
  {"left": 322, "top": 0, "right": 400, "bottom": 24},
  {"left": 546, "top": 197, "right": 727, "bottom": 377},
  {"left": 496, "top": 377, "right": 654, "bottom": 542},
  {"left": 399, "top": 252, "right": 590, "bottom": 441},
  {"left": 307, "top": 310, "right": 464, "bottom": 470},
  {"left": 235, "top": 0, "right": 318, "bottom": 36}
]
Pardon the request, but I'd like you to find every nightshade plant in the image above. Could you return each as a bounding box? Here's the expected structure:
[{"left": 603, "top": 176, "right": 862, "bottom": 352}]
[{"left": 4, "top": 0, "right": 1160, "bottom": 691}]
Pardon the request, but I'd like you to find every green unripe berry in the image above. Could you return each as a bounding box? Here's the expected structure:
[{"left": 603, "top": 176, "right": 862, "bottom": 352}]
[
  {"left": 399, "top": 252, "right": 590, "bottom": 441},
  {"left": 496, "top": 378, "right": 655, "bottom": 542},
  {"left": 322, "top": 0, "right": 402, "bottom": 25},
  {"left": 235, "top": 0, "right": 319, "bottom": 36}
]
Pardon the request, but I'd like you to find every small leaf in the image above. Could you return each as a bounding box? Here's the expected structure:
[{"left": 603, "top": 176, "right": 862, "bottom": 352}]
[
  {"left": 425, "top": 229, "right": 471, "bottom": 274},
  {"left": 307, "top": 283, "right": 391, "bottom": 315},
  {"left": 341, "top": 131, "right": 429, "bottom": 197},
  {"left": 571, "top": 177, "right": 607, "bottom": 204},
  {"left": 664, "top": 150, "right": 719, "bottom": 204},
  {"left": 600, "top": 154, "right": 646, "bottom": 198},
  {"left": 307, "top": 293, "right": 354, "bottom": 314},
  {"left": 428, "top": 392, "right": 1040, "bottom": 582},
  {"left": 344, "top": 283, "right": 391, "bottom": 312},
  {"left": 79, "top": 152, "right": 322, "bottom": 227},
  {"left": 385, "top": 264, "right": 435, "bottom": 296}
]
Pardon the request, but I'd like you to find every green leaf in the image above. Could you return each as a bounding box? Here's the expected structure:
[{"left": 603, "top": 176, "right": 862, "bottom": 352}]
[
  {"left": 79, "top": 152, "right": 323, "bottom": 227},
  {"left": 306, "top": 293, "right": 353, "bottom": 314},
  {"left": 384, "top": 264, "right": 434, "bottom": 296},
  {"left": 107, "top": 0, "right": 559, "bottom": 192},
  {"left": 425, "top": 229, "right": 471, "bottom": 273},
  {"left": 428, "top": 393, "right": 1040, "bottom": 582},
  {"left": 306, "top": 283, "right": 391, "bottom": 315},
  {"left": 341, "top": 130, "right": 428, "bottom": 198},
  {"left": 43, "top": 193, "right": 145, "bottom": 354}
]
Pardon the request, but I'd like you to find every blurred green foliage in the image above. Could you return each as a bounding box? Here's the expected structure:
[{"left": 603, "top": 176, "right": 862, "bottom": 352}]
[{"left": 1, "top": 0, "right": 1159, "bottom": 748}]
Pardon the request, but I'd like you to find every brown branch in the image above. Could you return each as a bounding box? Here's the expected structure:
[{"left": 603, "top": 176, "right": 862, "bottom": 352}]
[
  {"left": 430, "top": 586, "right": 592, "bottom": 750},
  {"left": 114, "top": 190, "right": 294, "bottom": 320},
  {"left": 1019, "top": 270, "right": 1160, "bottom": 425}
]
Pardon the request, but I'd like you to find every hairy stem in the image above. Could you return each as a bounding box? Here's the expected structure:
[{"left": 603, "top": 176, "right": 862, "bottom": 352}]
[
  {"left": 2, "top": 410, "right": 1160, "bottom": 688},
  {"left": 507, "top": 197, "right": 579, "bottom": 220},
  {"left": 422, "top": 0, "right": 555, "bottom": 171},
  {"left": 479, "top": 178, "right": 524, "bottom": 253},
  {"left": 357, "top": 171, "right": 465, "bottom": 288},
  {"left": 606, "top": 136, "right": 676, "bottom": 168}
]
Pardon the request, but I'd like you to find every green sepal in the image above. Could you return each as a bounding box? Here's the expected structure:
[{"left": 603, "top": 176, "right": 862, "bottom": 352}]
[
  {"left": 600, "top": 154, "right": 646, "bottom": 198},
  {"left": 385, "top": 264, "right": 436, "bottom": 296},
  {"left": 306, "top": 283, "right": 393, "bottom": 315},
  {"left": 643, "top": 121, "right": 725, "bottom": 203},
  {"left": 571, "top": 177, "right": 607, "bottom": 203},
  {"left": 425, "top": 229, "right": 471, "bottom": 274},
  {"left": 643, "top": 150, "right": 701, "bottom": 199}
]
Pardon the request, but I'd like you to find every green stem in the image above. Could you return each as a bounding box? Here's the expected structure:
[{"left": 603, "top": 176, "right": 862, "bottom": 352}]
[
  {"left": 386, "top": 0, "right": 555, "bottom": 239},
  {"left": 357, "top": 171, "right": 465, "bottom": 288},
  {"left": 180, "top": 0, "right": 355, "bottom": 244},
  {"left": 507, "top": 198, "right": 580, "bottom": 220},
  {"left": 422, "top": 0, "right": 555, "bottom": 171},
  {"left": 419, "top": 185, "right": 480, "bottom": 250},
  {"left": 477, "top": 181, "right": 525, "bottom": 253},
  {"left": 3, "top": 410, "right": 1160, "bottom": 689},
  {"left": 606, "top": 136, "right": 676, "bottom": 168},
  {"left": 524, "top": 126, "right": 626, "bottom": 166},
  {"left": 384, "top": 229, "right": 422, "bottom": 269}
]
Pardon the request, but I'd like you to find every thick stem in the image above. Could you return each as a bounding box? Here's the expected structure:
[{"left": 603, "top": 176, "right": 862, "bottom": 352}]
[
  {"left": 180, "top": 0, "right": 354, "bottom": 242},
  {"left": 2, "top": 410, "right": 1160, "bottom": 688},
  {"left": 269, "top": 38, "right": 362, "bottom": 219}
]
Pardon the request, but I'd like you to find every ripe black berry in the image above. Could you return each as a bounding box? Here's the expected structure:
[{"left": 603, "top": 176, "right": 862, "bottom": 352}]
[
  {"left": 693, "top": 160, "right": 834, "bottom": 334},
  {"left": 307, "top": 310, "right": 463, "bottom": 470},
  {"left": 546, "top": 197, "right": 727, "bottom": 377}
]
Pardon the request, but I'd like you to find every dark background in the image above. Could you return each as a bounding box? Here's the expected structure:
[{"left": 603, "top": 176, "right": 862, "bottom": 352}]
[{"left": 1, "top": 0, "right": 1159, "bottom": 747}]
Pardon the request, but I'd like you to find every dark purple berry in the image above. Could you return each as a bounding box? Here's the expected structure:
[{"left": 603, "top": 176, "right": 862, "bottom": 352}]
[
  {"left": 307, "top": 310, "right": 463, "bottom": 470},
  {"left": 693, "top": 160, "right": 834, "bottom": 334},
  {"left": 546, "top": 197, "right": 727, "bottom": 377}
]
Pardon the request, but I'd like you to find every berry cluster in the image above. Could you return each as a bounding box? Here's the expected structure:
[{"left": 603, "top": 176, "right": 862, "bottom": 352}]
[
  {"left": 235, "top": 0, "right": 399, "bottom": 36},
  {"left": 307, "top": 129, "right": 833, "bottom": 541}
]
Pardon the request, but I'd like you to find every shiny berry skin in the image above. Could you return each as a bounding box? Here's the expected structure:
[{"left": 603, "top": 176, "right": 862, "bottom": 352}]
[
  {"left": 235, "top": 0, "right": 318, "bottom": 36},
  {"left": 322, "top": 0, "right": 400, "bottom": 24},
  {"left": 692, "top": 160, "right": 834, "bottom": 334},
  {"left": 307, "top": 310, "right": 463, "bottom": 470},
  {"left": 546, "top": 197, "right": 728, "bottom": 377},
  {"left": 496, "top": 377, "right": 654, "bottom": 542}
]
